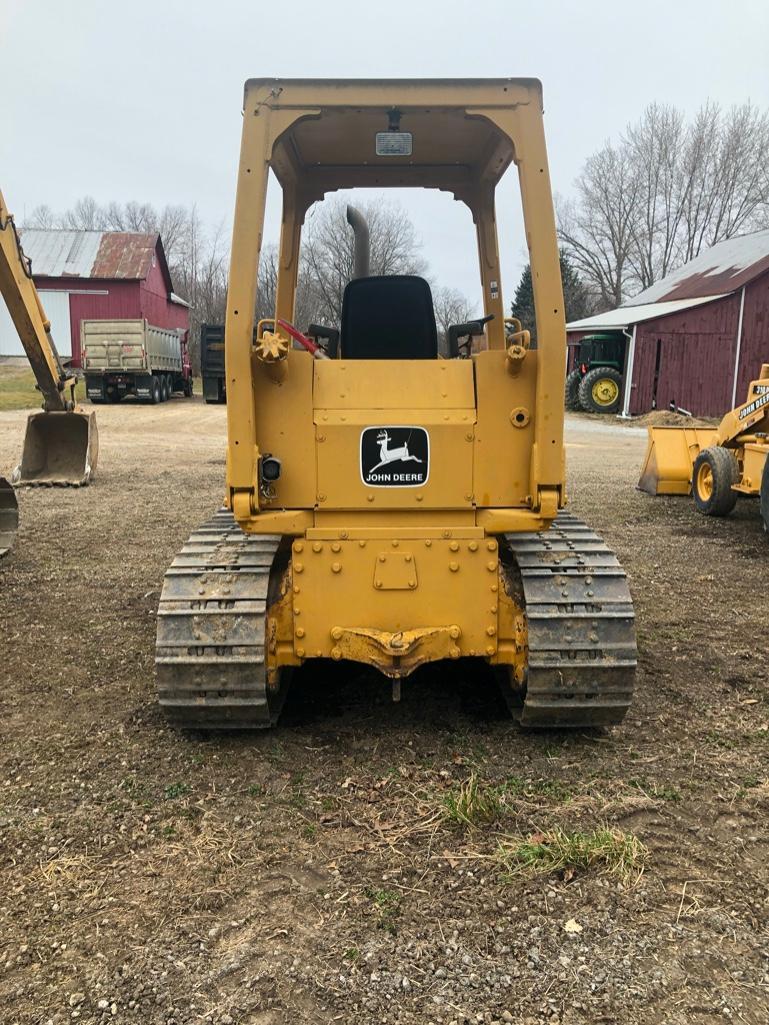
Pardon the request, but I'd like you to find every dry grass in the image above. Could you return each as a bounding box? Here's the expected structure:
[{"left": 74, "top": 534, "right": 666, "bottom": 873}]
[
  {"left": 38, "top": 853, "right": 90, "bottom": 884},
  {"left": 442, "top": 772, "right": 502, "bottom": 829},
  {"left": 0, "top": 366, "right": 85, "bottom": 410},
  {"left": 497, "top": 826, "right": 647, "bottom": 884}
]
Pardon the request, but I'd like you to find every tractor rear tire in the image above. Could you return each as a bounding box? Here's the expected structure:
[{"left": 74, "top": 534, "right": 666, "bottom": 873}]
[
  {"left": 578, "top": 367, "right": 623, "bottom": 414},
  {"left": 564, "top": 369, "right": 582, "bottom": 411},
  {"left": 760, "top": 455, "right": 769, "bottom": 533},
  {"left": 692, "top": 446, "right": 739, "bottom": 517}
]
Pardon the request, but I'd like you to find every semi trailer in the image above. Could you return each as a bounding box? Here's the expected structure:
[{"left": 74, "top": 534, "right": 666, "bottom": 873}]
[{"left": 82, "top": 319, "right": 192, "bottom": 404}]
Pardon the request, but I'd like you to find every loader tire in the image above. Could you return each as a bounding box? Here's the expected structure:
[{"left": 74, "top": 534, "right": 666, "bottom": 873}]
[
  {"left": 760, "top": 455, "right": 769, "bottom": 533},
  {"left": 692, "top": 446, "right": 739, "bottom": 517},
  {"left": 578, "top": 367, "right": 623, "bottom": 414},
  {"left": 564, "top": 369, "right": 582, "bottom": 411}
]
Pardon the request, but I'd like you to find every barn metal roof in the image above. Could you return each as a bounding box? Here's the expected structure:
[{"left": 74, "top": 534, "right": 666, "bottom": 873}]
[
  {"left": 566, "top": 294, "right": 727, "bottom": 333},
  {"left": 627, "top": 228, "right": 769, "bottom": 304},
  {"left": 20, "top": 229, "right": 160, "bottom": 280}
]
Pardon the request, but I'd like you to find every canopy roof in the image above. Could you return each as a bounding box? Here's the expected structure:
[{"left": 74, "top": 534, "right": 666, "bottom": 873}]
[{"left": 245, "top": 78, "right": 542, "bottom": 198}]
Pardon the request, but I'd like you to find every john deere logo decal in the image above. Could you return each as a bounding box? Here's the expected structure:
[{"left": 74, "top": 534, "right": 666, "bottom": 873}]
[{"left": 360, "top": 427, "right": 429, "bottom": 487}]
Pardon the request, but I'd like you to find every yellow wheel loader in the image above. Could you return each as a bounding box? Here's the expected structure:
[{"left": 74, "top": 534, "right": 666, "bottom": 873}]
[
  {"left": 155, "top": 79, "right": 637, "bottom": 729},
  {"left": 0, "top": 189, "right": 98, "bottom": 541},
  {"left": 638, "top": 364, "right": 769, "bottom": 532}
]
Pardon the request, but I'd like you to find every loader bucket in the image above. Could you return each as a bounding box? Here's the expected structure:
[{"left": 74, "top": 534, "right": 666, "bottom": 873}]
[
  {"left": 0, "top": 477, "right": 18, "bottom": 556},
  {"left": 12, "top": 410, "right": 99, "bottom": 486},
  {"left": 637, "top": 426, "right": 718, "bottom": 496}
]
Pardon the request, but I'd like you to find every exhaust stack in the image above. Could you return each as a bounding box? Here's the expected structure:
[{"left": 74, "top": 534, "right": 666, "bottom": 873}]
[{"left": 346, "top": 204, "right": 370, "bottom": 279}]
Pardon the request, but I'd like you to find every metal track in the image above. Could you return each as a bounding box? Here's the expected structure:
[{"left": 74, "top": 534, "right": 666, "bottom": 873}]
[
  {"left": 155, "top": 509, "right": 284, "bottom": 729},
  {"left": 504, "top": 512, "right": 636, "bottom": 728}
]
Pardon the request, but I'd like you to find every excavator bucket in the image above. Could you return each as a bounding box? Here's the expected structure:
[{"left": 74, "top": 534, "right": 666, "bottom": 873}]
[
  {"left": 637, "top": 426, "right": 718, "bottom": 495},
  {"left": 12, "top": 410, "right": 99, "bottom": 486},
  {"left": 0, "top": 477, "right": 18, "bottom": 556}
]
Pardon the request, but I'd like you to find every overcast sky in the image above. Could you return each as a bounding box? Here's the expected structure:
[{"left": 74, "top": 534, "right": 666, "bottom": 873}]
[{"left": 2, "top": 0, "right": 768, "bottom": 311}]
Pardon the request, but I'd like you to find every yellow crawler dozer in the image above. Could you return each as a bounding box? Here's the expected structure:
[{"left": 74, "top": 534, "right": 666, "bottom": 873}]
[
  {"left": 638, "top": 364, "right": 769, "bottom": 531},
  {"left": 155, "top": 79, "right": 637, "bottom": 729}
]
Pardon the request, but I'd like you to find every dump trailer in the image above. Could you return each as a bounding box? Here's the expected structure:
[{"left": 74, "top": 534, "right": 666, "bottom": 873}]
[
  {"left": 0, "top": 188, "right": 97, "bottom": 494},
  {"left": 83, "top": 319, "right": 193, "bottom": 404},
  {"left": 201, "top": 323, "right": 226, "bottom": 403},
  {"left": 639, "top": 364, "right": 769, "bottom": 532},
  {"left": 155, "top": 78, "right": 637, "bottom": 731}
]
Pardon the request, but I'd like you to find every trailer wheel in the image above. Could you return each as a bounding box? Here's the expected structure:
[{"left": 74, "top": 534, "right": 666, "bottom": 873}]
[
  {"left": 151, "top": 377, "right": 161, "bottom": 404},
  {"left": 183, "top": 378, "right": 193, "bottom": 398},
  {"left": 564, "top": 369, "right": 582, "bottom": 411},
  {"left": 760, "top": 455, "right": 769, "bottom": 533},
  {"left": 160, "top": 376, "right": 170, "bottom": 402},
  {"left": 578, "top": 367, "right": 623, "bottom": 413},
  {"left": 692, "top": 446, "right": 739, "bottom": 517}
]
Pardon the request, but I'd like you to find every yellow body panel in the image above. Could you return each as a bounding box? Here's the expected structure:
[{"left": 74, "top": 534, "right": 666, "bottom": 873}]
[
  {"left": 289, "top": 536, "right": 504, "bottom": 673},
  {"left": 638, "top": 426, "right": 719, "bottom": 495},
  {"left": 473, "top": 348, "right": 539, "bottom": 507},
  {"left": 737, "top": 442, "right": 769, "bottom": 495},
  {"left": 317, "top": 413, "right": 474, "bottom": 510},
  {"left": 314, "top": 358, "right": 475, "bottom": 409}
]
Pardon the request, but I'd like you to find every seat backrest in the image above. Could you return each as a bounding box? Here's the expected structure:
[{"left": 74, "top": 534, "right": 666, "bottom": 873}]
[{"left": 340, "top": 275, "right": 438, "bottom": 359}]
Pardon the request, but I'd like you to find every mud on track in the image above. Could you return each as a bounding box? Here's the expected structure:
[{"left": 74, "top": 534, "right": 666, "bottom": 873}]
[{"left": 0, "top": 401, "right": 767, "bottom": 1024}]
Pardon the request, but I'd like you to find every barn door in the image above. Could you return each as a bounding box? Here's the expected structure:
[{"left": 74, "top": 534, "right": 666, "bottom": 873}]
[{"left": 655, "top": 331, "right": 734, "bottom": 416}]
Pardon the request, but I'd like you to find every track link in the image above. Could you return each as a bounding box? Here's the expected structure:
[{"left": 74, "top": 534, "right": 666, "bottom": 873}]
[
  {"left": 155, "top": 510, "right": 284, "bottom": 729},
  {"left": 504, "top": 512, "right": 636, "bottom": 728}
]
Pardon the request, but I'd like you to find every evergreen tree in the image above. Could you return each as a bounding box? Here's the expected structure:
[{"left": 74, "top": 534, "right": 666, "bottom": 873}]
[{"left": 511, "top": 250, "right": 593, "bottom": 343}]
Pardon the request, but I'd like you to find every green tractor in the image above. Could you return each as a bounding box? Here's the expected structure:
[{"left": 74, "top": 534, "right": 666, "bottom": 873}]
[{"left": 565, "top": 333, "right": 625, "bottom": 414}]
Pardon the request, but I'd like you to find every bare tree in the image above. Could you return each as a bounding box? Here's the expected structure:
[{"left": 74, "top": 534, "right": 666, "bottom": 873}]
[
  {"left": 624, "top": 102, "right": 687, "bottom": 288},
  {"left": 256, "top": 244, "right": 278, "bottom": 323},
  {"left": 560, "top": 100, "right": 769, "bottom": 308},
  {"left": 557, "top": 141, "right": 640, "bottom": 309},
  {"left": 26, "top": 204, "right": 56, "bottom": 229},
  {"left": 678, "top": 101, "right": 769, "bottom": 261},
  {"left": 432, "top": 285, "right": 475, "bottom": 354},
  {"left": 60, "top": 195, "right": 108, "bottom": 230}
]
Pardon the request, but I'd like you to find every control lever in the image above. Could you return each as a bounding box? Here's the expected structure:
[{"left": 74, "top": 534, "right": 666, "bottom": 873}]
[{"left": 447, "top": 314, "right": 495, "bottom": 358}]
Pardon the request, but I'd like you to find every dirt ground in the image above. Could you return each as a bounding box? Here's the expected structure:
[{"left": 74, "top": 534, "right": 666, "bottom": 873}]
[{"left": 0, "top": 399, "right": 767, "bottom": 1025}]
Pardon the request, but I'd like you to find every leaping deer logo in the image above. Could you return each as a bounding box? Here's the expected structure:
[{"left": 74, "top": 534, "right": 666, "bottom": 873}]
[{"left": 368, "top": 429, "right": 424, "bottom": 473}]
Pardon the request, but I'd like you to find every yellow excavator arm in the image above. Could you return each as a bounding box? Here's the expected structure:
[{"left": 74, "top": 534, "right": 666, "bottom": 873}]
[
  {"left": 0, "top": 188, "right": 98, "bottom": 487},
  {"left": 0, "top": 190, "right": 77, "bottom": 412}
]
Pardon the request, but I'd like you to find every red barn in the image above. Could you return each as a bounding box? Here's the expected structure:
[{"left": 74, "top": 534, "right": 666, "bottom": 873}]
[
  {"left": 566, "top": 229, "right": 769, "bottom": 417},
  {"left": 0, "top": 229, "right": 189, "bottom": 367}
]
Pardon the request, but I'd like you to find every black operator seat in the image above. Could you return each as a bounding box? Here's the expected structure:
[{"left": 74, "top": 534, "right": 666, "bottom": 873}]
[{"left": 340, "top": 275, "right": 439, "bottom": 359}]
